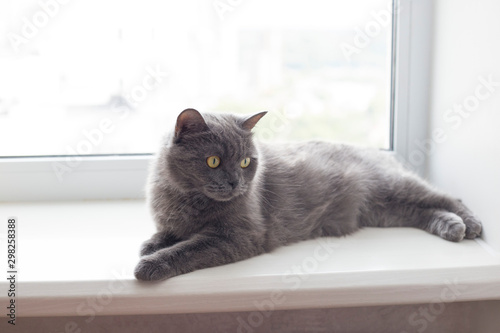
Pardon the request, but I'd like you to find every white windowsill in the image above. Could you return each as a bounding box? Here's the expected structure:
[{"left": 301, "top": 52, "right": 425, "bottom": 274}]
[{"left": 1, "top": 200, "right": 499, "bottom": 318}]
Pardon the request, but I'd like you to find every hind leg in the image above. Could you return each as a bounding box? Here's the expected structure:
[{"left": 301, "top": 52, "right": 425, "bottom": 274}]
[
  {"left": 361, "top": 204, "right": 470, "bottom": 242},
  {"left": 406, "top": 192, "right": 482, "bottom": 240},
  {"left": 451, "top": 203, "right": 482, "bottom": 239},
  {"left": 425, "top": 210, "right": 467, "bottom": 242},
  {"left": 362, "top": 176, "right": 482, "bottom": 241},
  {"left": 393, "top": 176, "right": 482, "bottom": 240}
]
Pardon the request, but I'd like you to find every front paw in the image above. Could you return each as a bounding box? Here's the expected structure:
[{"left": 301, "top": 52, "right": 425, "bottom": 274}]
[
  {"left": 140, "top": 240, "right": 160, "bottom": 257},
  {"left": 134, "top": 256, "right": 173, "bottom": 281}
]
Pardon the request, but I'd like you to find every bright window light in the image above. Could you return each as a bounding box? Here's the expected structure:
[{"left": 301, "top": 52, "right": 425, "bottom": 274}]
[{"left": 0, "top": 0, "right": 393, "bottom": 157}]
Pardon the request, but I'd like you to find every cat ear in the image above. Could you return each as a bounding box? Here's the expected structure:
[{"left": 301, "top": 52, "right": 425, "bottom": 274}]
[
  {"left": 241, "top": 111, "right": 268, "bottom": 131},
  {"left": 175, "top": 108, "right": 209, "bottom": 138}
]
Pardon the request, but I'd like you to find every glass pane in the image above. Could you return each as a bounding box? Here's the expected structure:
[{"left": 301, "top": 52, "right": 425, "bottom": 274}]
[{"left": 0, "top": 0, "right": 393, "bottom": 156}]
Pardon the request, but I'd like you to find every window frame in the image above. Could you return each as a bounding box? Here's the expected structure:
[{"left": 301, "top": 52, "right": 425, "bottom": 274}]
[
  {"left": 391, "top": 0, "right": 433, "bottom": 179},
  {"left": 0, "top": 0, "right": 432, "bottom": 202}
]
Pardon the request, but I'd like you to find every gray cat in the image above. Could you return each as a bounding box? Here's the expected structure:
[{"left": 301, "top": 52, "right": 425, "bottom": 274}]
[{"left": 134, "top": 109, "right": 482, "bottom": 281}]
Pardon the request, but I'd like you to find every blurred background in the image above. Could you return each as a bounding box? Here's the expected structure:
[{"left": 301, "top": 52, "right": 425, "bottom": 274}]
[{"left": 0, "top": 0, "right": 392, "bottom": 156}]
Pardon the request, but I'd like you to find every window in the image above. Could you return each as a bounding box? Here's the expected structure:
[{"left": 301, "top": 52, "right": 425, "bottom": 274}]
[{"left": 0, "top": 0, "right": 431, "bottom": 201}]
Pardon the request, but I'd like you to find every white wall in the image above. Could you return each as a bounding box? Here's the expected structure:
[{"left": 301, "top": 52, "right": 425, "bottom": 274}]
[{"left": 428, "top": 0, "right": 500, "bottom": 251}]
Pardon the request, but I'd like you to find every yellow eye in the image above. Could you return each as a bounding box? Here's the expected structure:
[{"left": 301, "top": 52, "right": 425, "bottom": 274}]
[
  {"left": 207, "top": 156, "right": 221, "bottom": 168},
  {"left": 241, "top": 157, "right": 251, "bottom": 168}
]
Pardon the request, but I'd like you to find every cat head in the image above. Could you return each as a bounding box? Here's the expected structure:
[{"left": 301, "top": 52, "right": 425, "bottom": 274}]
[{"left": 164, "top": 108, "right": 267, "bottom": 202}]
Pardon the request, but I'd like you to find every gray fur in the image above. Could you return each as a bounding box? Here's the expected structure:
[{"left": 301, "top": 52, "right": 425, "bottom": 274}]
[{"left": 134, "top": 109, "right": 482, "bottom": 281}]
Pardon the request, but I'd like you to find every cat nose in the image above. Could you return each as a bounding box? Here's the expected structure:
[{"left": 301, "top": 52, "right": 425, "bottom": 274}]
[{"left": 228, "top": 179, "right": 239, "bottom": 189}]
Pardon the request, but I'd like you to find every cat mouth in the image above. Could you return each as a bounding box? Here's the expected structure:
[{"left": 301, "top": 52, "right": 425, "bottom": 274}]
[{"left": 203, "top": 186, "right": 244, "bottom": 202}]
